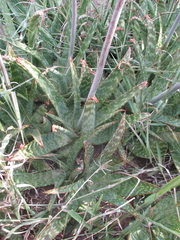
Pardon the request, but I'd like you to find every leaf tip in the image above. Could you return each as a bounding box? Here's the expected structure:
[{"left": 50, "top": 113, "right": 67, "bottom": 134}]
[
  {"left": 87, "top": 95, "right": 99, "bottom": 103},
  {"left": 69, "top": 56, "right": 72, "bottom": 63},
  {"left": 142, "top": 81, "right": 148, "bottom": 88},
  {"left": 52, "top": 124, "right": 58, "bottom": 132}
]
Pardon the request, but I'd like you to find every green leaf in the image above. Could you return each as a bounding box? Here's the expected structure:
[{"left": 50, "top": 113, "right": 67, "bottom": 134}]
[
  {"left": 146, "top": 76, "right": 166, "bottom": 103},
  {"left": 45, "top": 178, "right": 85, "bottom": 194},
  {"left": 68, "top": 209, "right": 90, "bottom": 229},
  {"left": 39, "top": 27, "right": 58, "bottom": 48},
  {"left": 10, "top": 61, "right": 28, "bottom": 98},
  {"left": 120, "top": 208, "right": 149, "bottom": 239},
  {"left": 82, "top": 140, "right": 94, "bottom": 175},
  {"left": 148, "top": 49, "right": 180, "bottom": 102},
  {"left": 157, "top": 0, "right": 166, "bottom": 13},
  {"left": 126, "top": 113, "right": 151, "bottom": 129},
  {"left": 96, "top": 65, "right": 123, "bottom": 105},
  {"left": 157, "top": 131, "right": 180, "bottom": 143},
  {"left": 0, "top": 1, "right": 18, "bottom": 38},
  {"left": 129, "top": 224, "right": 151, "bottom": 240},
  {"left": 42, "top": 117, "right": 52, "bottom": 133},
  {"left": 0, "top": 134, "right": 12, "bottom": 162},
  {"left": 79, "top": 60, "right": 94, "bottom": 98},
  {"left": 36, "top": 191, "right": 80, "bottom": 240},
  {"left": 132, "top": 137, "right": 168, "bottom": 160},
  {"left": 7, "top": 0, "right": 27, "bottom": 25},
  {"left": 28, "top": 14, "right": 40, "bottom": 48},
  {"left": 31, "top": 159, "right": 51, "bottom": 172},
  {"left": 89, "top": 113, "right": 151, "bottom": 146},
  {"left": 154, "top": 115, "right": 180, "bottom": 128},
  {"left": 25, "top": 80, "right": 37, "bottom": 122},
  {"left": 51, "top": 124, "right": 79, "bottom": 139},
  {"left": 152, "top": 227, "right": 165, "bottom": 240},
  {"left": 86, "top": 52, "right": 98, "bottom": 69},
  {"left": 47, "top": 68, "right": 68, "bottom": 95},
  {"left": 7, "top": 128, "right": 73, "bottom": 161},
  {"left": 130, "top": 16, "right": 147, "bottom": 47},
  {"left": 123, "top": 64, "right": 136, "bottom": 88},
  {"left": 0, "top": 89, "right": 11, "bottom": 97},
  {"left": 76, "top": 19, "right": 98, "bottom": 64},
  {"left": 99, "top": 113, "right": 126, "bottom": 163},
  {"left": 163, "top": 49, "right": 180, "bottom": 80},
  {"left": 169, "top": 143, "right": 180, "bottom": 173},
  {"left": 116, "top": 177, "right": 158, "bottom": 197},
  {"left": 157, "top": 0, "right": 166, "bottom": 32},
  {"left": 31, "top": 104, "right": 47, "bottom": 124},
  {"left": 129, "top": 38, "right": 147, "bottom": 82},
  {"left": 147, "top": 217, "right": 180, "bottom": 238},
  {"left": 89, "top": 121, "right": 119, "bottom": 145},
  {"left": 61, "top": 4, "right": 72, "bottom": 64},
  {"left": 36, "top": 212, "right": 69, "bottom": 240},
  {"left": 118, "top": 143, "right": 127, "bottom": 161},
  {"left": 78, "top": 0, "right": 89, "bottom": 15},
  {"left": 0, "top": 36, "right": 49, "bottom": 67},
  {"left": 147, "top": 0, "right": 155, "bottom": 18},
  {"left": 15, "top": 58, "right": 72, "bottom": 126},
  {"left": 163, "top": 93, "right": 180, "bottom": 117},
  {"left": 26, "top": 128, "right": 44, "bottom": 147},
  {"left": 152, "top": 192, "right": 180, "bottom": 236},
  {"left": 95, "top": 82, "right": 147, "bottom": 127},
  {"left": 13, "top": 169, "right": 63, "bottom": 189},
  {"left": 144, "top": 16, "right": 156, "bottom": 66},
  {"left": 143, "top": 175, "right": 180, "bottom": 208},
  {"left": 46, "top": 113, "right": 74, "bottom": 132},
  {"left": 81, "top": 99, "right": 96, "bottom": 135},
  {"left": 67, "top": 121, "right": 117, "bottom": 169},
  {"left": 93, "top": 194, "right": 103, "bottom": 213},
  {"left": 102, "top": 191, "right": 136, "bottom": 215},
  {"left": 70, "top": 58, "right": 81, "bottom": 129},
  {"left": 48, "top": 172, "right": 66, "bottom": 211},
  {"left": 90, "top": 173, "right": 158, "bottom": 198}
]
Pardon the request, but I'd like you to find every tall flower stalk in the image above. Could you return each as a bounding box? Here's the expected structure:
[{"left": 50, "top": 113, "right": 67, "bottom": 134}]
[{"left": 78, "top": 0, "right": 126, "bottom": 126}]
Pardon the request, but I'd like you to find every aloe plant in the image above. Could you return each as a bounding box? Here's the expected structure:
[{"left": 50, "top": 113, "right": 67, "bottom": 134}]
[{"left": 0, "top": 0, "right": 180, "bottom": 239}]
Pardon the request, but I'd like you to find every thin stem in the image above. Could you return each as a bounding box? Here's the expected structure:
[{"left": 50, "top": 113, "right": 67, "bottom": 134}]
[
  {"left": 88, "top": 0, "right": 126, "bottom": 98},
  {"left": 162, "top": 12, "right": 180, "bottom": 49},
  {"left": 67, "top": 0, "right": 77, "bottom": 67},
  {"left": 77, "top": 0, "right": 126, "bottom": 127},
  {"left": 150, "top": 82, "right": 180, "bottom": 104}
]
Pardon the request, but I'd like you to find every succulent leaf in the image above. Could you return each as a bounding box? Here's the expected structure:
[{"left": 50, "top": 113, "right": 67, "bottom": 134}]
[{"left": 95, "top": 82, "right": 147, "bottom": 127}]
